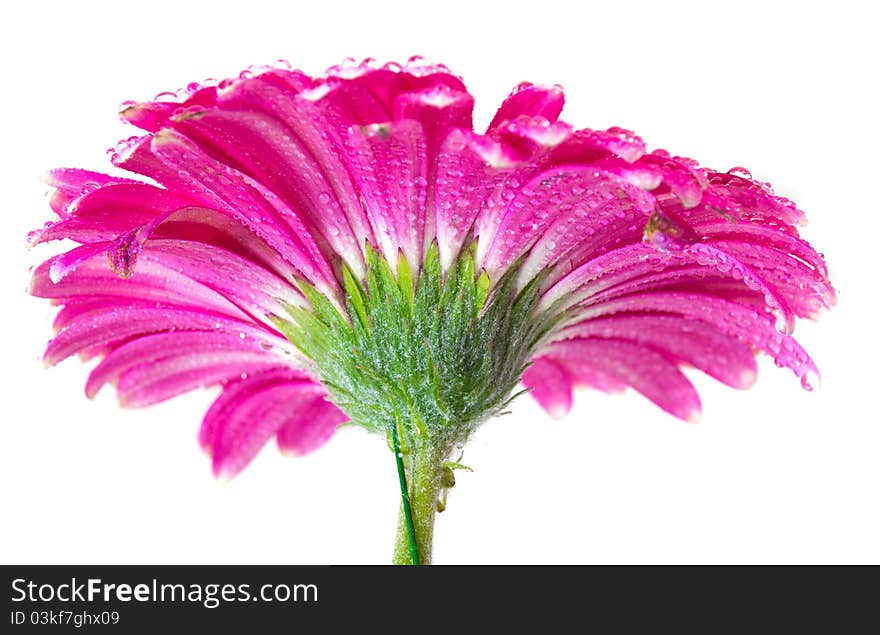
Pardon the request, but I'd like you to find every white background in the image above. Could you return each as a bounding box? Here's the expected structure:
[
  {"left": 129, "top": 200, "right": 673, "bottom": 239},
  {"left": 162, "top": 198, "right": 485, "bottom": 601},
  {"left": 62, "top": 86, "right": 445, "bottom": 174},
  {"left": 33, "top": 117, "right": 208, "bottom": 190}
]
[{"left": 1, "top": 1, "right": 877, "bottom": 564}]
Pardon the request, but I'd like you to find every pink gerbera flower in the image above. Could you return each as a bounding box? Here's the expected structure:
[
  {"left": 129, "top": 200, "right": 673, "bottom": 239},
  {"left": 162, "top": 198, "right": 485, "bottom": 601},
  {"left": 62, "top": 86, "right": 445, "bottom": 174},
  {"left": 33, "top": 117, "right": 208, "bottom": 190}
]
[{"left": 29, "top": 57, "right": 835, "bottom": 564}]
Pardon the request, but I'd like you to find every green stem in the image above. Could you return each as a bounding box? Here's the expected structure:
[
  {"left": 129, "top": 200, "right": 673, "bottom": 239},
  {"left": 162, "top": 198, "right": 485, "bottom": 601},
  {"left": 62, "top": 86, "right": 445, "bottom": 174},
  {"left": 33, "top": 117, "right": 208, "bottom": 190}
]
[
  {"left": 392, "top": 441, "right": 446, "bottom": 565},
  {"left": 390, "top": 423, "right": 420, "bottom": 565}
]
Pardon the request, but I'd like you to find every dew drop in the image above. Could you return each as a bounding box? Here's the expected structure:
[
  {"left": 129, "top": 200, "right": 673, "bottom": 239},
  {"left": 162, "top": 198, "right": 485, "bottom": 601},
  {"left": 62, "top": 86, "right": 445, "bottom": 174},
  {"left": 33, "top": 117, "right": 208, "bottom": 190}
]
[
  {"left": 800, "top": 368, "right": 820, "bottom": 391},
  {"left": 727, "top": 166, "right": 752, "bottom": 179},
  {"left": 774, "top": 311, "right": 794, "bottom": 335}
]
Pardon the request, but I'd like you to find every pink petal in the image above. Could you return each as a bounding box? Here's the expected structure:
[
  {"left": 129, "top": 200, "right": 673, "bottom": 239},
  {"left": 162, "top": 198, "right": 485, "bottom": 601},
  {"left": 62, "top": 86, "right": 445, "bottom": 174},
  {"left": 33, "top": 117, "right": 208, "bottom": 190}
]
[
  {"left": 521, "top": 357, "right": 573, "bottom": 419},
  {"left": 319, "top": 58, "right": 468, "bottom": 127},
  {"left": 633, "top": 152, "right": 706, "bottom": 208},
  {"left": 345, "top": 120, "right": 428, "bottom": 271},
  {"left": 44, "top": 302, "right": 279, "bottom": 366},
  {"left": 471, "top": 163, "right": 547, "bottom": 268},
  {"left": 392, "top": 85, "right": 474, "bottom": 156},
  {"left": 491, "top": 116, "right": 573, "bottom": 162},
  {"left": 198, "top": 367, "right": 308, "bottom": 449},
  {"left": 517, "top": 174, "right": 655, "bottom": 285},
  {"left": 548, "top": 127, "right": 647, "bottom": 165},
  {"left": 698, "top": 236, "right": 835, "bottom": 317},
  {"left": 702, "top": 170, "right": 805, "bottom": 227},
  {"left": 546, "top": 338, "right": 703, "bottom": 422},
  {"left": 200, "top": 368, "right": 332, "bottom": 478},
  {"left": 169, "top": 108, "right": 366, "bottom": 272},
  {"left": 488, "top": 82, "right": 565, "bottom": 132},
  {"left": 118, "top": 84, "right": 221, "bottom": 132},
  {"left": 114, "top": 132, "right": 338, "bottom": 294},
  {"left": 432, "top": 129, "right": 502, "bottom": 269},
  {"left": 116, "top": 352, "right": 283, "bottom": 408},
  {"left": 32, "top": 242, "right": 296, "bottom": 323},
  {"left": 484, "top": 167, "right": 651, "bottom": 276},
  {"left": 217, "top": 74, "right": 377, "bottom": 261},
  {"left": 556, "top": 315, "right": 758, "bottom": 389},
  {"left": 45, "top": 242, "right": 110, "bottom": 283},
  {"left": 43, "top": 168, "right": 140, "bottom": 217},
  {"left": 276, "top": 395, "right": 348, "bottom": 456},
  {"left": 33, "top": 258, "right": 237, "bottom": 317},
  {"left": 139, "top": 240, "right": 300, "bottom": 318},
  {"left": 699, "top": 223, "right": 828, "bottom": 277},
  {"left": 85, "top": 331, "right": 293, "bottom": 399},
  {"left": 119, "top": 101, "right": 181, "bottom": 132},
  {"left": 30, "top": 183, "right": 193, "bottom": 246},
  {"left": 679, "top": 242, "right": 796, "bottom": 334},
  {"left": 576, "top": 291, "right": 820, "bottom": 390}
]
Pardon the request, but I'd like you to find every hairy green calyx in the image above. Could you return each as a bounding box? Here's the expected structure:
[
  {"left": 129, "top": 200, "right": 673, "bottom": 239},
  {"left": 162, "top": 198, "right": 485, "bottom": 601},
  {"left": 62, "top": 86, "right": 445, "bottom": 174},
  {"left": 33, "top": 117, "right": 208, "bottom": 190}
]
[{"left": 273, "top": 242, "right": 560, "bottom": 449}]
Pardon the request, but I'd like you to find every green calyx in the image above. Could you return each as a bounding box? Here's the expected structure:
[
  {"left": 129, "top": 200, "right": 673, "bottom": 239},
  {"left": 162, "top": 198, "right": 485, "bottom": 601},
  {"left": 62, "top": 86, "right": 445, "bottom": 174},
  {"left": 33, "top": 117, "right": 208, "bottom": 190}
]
[{"left": 272, "top": 242, "right": 561, "bottom": 450}]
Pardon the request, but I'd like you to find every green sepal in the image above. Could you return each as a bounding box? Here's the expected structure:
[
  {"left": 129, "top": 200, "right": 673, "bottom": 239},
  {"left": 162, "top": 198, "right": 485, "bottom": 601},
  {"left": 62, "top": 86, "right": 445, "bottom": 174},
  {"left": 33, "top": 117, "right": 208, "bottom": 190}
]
[
  {"left": 396, "top": 251, "right": 414, "bottom": 313},
  {"left": 341, "top": 264, "right": 369, "bottom": 332},
  {"left": 276, "top": 241, "right": 562, "bottom": 450}
]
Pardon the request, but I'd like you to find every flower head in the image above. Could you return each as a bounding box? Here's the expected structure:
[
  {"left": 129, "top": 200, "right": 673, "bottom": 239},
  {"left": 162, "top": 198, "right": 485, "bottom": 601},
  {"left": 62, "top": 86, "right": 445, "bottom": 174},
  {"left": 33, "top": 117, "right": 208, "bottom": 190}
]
[{"left": 29, "top": 58, "right": 834, "bottom": 561}]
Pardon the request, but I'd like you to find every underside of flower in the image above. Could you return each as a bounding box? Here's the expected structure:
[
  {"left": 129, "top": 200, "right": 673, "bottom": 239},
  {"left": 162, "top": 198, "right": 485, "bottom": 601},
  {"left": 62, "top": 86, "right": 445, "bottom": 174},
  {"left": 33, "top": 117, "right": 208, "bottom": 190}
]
[
  {"left": 274, "top": 241, "right": 560, "bottom": 452},
  {"left": 29, "top": 57, "right": 835, "bottom": 564}
]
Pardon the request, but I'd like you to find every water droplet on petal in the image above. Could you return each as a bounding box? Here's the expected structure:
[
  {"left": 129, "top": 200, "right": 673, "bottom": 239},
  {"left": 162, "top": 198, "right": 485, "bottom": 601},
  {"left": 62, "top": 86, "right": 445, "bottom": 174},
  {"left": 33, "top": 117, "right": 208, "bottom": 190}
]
[
  {"left": 774, "top": 311, "right": 794, "bottom": 335},
  {"left": 727, "top": 166, "right": 752, "bottom": 179},
  {"left": 800, "top": 368, "right": 820, "bottom": 391}
]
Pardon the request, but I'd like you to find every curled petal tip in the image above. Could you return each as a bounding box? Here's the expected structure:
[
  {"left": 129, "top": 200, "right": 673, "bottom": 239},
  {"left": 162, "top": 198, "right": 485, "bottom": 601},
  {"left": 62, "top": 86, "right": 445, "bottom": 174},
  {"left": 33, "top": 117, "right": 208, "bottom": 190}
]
[
  {"left": 26, "top": 228, "right": 45, "bottom": 248},
  {"left": 213, "top": 467, "right": 234, "bottom": 484},
  {"left": 546, "top": 403, "right": 570, "bottom": 421},
  {"left": 685, "top": 408, "right": 702, "bottom": 424},
  {"left": 738, "top": 368, "right": 758, "bottom": 390},
  {"left": 118, "top": 100, "right": 140, "bottom": 116},
  {"left": 278, "top": 446, "right": 307, "bottom": 458}
]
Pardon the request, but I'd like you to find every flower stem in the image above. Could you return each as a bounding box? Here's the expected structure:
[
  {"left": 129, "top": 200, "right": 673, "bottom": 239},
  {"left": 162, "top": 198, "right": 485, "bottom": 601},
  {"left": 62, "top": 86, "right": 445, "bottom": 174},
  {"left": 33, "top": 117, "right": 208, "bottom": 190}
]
[
  {"left": 392, "top": 440, "right": 446, "bottom": 565},
  {"left": 390, "top": 422, "right": 420, "bottom": 565}
]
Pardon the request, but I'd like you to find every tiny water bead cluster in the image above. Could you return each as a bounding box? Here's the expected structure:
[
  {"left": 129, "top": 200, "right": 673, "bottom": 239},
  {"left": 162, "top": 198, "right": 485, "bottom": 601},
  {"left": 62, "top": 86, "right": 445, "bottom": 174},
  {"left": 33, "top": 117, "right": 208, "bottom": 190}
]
[{"left": 30, "top": 57, "right": 834, "bottom": 563}]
